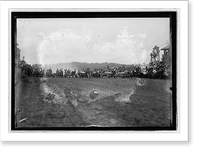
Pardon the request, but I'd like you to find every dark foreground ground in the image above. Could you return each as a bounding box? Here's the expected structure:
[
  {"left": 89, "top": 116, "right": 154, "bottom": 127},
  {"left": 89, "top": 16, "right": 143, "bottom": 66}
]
[{"left": 15, "top": 76, "right": 172, "bottom": 128}]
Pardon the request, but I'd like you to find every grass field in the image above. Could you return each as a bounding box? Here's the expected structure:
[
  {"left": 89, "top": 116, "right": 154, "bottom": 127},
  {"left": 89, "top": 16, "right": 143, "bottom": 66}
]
[{"left": 15, "top": 76, "right": 172, "bottom": 128}]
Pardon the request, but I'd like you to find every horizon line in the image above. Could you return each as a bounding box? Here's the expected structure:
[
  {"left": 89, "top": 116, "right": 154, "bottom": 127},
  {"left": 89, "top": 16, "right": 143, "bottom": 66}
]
[{"left": 42, "top": 61, "right": 147, "bottom": 66}]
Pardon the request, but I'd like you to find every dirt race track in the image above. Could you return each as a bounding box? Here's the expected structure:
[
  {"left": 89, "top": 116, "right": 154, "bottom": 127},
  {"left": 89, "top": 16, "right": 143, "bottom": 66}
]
[{"left": 15, "top": 77, "right": 172, "bottom": 128}]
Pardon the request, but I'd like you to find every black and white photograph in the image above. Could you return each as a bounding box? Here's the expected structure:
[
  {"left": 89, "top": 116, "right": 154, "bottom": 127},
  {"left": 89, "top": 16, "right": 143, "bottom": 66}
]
[
  {"left": 12, "top": 11, "right": 176, "bottom": 131},
  {"left": 0, "top": 0, "right": 191, "bottom": 145}
]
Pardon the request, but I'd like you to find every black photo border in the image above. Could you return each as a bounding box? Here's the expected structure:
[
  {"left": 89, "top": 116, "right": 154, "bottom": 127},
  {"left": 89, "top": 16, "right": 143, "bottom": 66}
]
[{"left": 11, "top": 11, "right": 177, "bottom": 131}]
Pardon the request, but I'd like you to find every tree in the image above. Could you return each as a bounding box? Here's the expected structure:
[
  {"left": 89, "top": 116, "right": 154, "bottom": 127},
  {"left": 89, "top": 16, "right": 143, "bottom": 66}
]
[
  {"left": 150, "top": 45, "right": 160, "bottom": 62},
  {"left": 32, "top": 64, "right": 43, "bottom": 70}
]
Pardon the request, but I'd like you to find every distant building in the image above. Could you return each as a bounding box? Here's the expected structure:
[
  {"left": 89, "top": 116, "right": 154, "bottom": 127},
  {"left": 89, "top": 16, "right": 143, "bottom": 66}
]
[
  {"left": 15, "top": 44, "right": 21, "bottom": 67},
  {"left": 15, "top": 44, "right": 21, "bottom": 85},
  {"left": 161, "top": 44, "right": 171, "bottom": 66}
]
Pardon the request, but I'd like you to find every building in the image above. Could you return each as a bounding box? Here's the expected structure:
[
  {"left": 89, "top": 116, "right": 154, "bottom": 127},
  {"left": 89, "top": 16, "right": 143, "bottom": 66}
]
[
  {"left": 15, "top": 44, "right": 21, "bottom": 67},
  {"left": 15, "top": 44, "right": 21, "bottom": 86},
  {"left": 161, "top": 44, "right": 171, "bottom": 66}
]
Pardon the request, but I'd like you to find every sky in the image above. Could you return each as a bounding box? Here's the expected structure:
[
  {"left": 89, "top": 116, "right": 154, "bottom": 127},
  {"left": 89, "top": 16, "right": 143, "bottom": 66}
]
[{"left": 17, "top": 18, "right": 170, "bottom": 65}]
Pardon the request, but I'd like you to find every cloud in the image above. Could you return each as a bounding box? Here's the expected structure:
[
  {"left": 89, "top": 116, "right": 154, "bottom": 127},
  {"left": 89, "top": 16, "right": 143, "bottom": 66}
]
[
  {"left": 92, "top": 26, "right": 148, "bottom": 64},
  {"left": 37, "top": 28, "right": 94, "bottom": 65},
  {"left": 37, "top": 26, "right": 149, "bottom": 65},
  {"left": 117, "top": 26, "right": 129, "bottom": 39},
  {"left": 138, "top": 33, "right": 147, "bottom": 38}
]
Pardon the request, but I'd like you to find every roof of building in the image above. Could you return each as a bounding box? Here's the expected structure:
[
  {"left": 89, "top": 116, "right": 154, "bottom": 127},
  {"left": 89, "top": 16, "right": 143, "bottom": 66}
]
[{"left": 161, "top": 44, "right": 170, "bottom": 50}]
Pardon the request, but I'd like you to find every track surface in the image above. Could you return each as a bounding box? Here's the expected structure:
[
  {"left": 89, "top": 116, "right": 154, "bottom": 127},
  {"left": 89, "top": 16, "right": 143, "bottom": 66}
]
[{"left": 15, "top": 77, "right": 172, "bottom": 128}]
